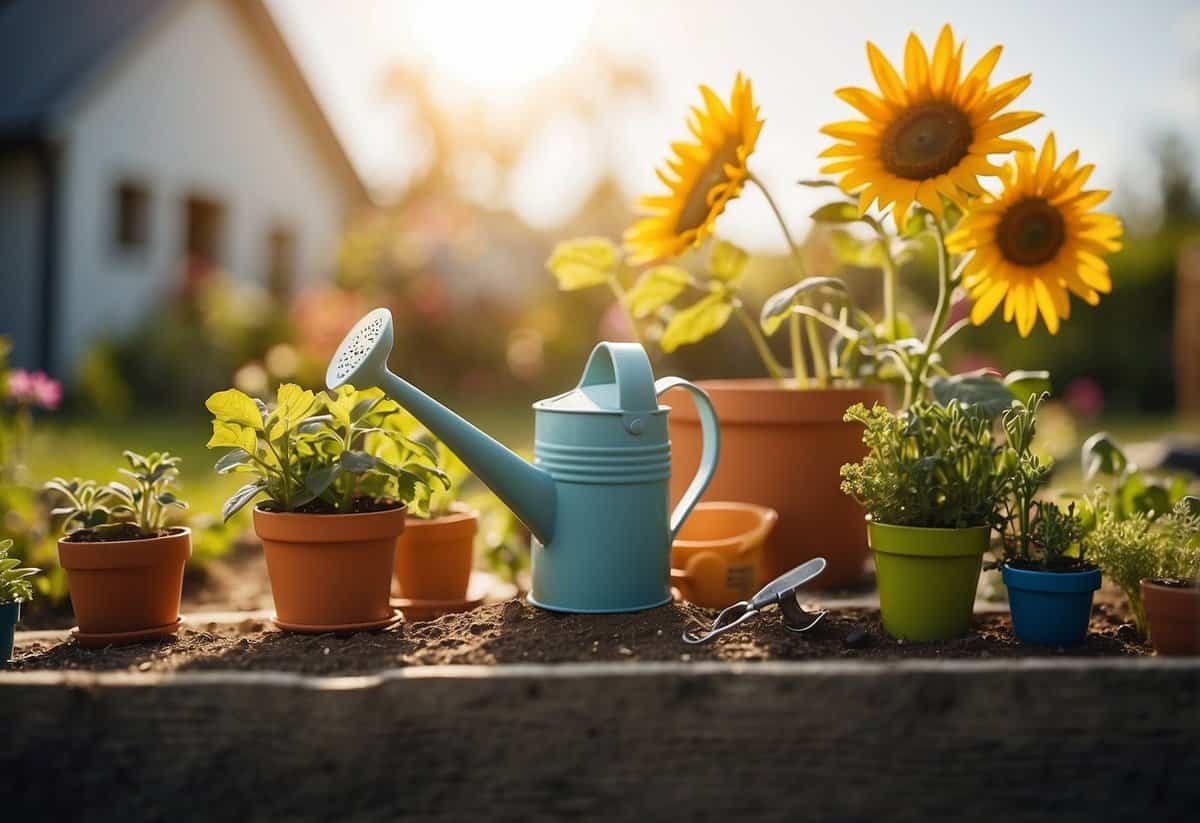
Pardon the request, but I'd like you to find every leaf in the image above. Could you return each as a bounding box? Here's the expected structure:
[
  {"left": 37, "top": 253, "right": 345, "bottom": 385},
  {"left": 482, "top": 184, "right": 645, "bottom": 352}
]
[
  {"left": 206, "top": 389, "right": 263, "bottom": 430},
  {"left": 399, "top": 461, "right": 452, "bottom": 490},
  {"left": 1080, "top": 432, "right": 1127, "bottom": 483},
  {"left": 811, "top": 201, "right": 861, "bottom": 223},
  {"left": 760, "top": 277, "right": 851, "bottom": 335},
  {"left": 829, "top": 229, "right": 885, "bottom": 268},
  {"left": 660, "top": 293, "right": 733, "bottom": 353},
  {"left": 709, "top": 240, "right": 748, "bottom": 282},
  {"left": 207, "top": 420, "right": 257, "bottom": 453},
  {"left": 626, "top": 265, "right": 689, "bottom": 318},
  {"left": 222, "top": 482, "right": 265, "bottom": 522},
  {"left": 899, "top": 210, "right": 927, "bottom": 238},
  {"left": 269, "top": 384, "right": 319, "bottom": 439},
  {"left": 215, "top": 449, "right": 253, "bottom": 474},
  {"left": 929, "top": 373, "right": 1015, "bottom": 418},
  {"left": 303, "top": 465, "right": 341, "bottom": 499},
  {"left": 339, "top": 451, "right": 378, "bottom": 474},
  {"left": 1004, "top": 370, "right": 1052, "bottom": 403},
  {"left": 797, "top": 179, "right": 839, "bottom": 188},
  {"left": 545, "top": 237, "right": 619, "bottom": 290}
]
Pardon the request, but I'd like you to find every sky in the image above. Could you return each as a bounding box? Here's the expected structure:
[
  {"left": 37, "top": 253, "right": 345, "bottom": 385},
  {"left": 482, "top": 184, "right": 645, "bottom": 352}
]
[{"left": 268, "top": 0, "right": 1200, "bottom": 252}]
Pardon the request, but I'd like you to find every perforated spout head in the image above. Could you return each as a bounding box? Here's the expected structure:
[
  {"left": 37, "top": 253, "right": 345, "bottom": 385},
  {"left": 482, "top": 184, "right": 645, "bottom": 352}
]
[{"left": 326, "top": 307, "right": 394, "bottom": 390}]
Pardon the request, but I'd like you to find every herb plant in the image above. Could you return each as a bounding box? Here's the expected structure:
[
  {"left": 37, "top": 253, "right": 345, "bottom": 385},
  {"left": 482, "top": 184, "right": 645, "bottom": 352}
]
[
  {"left": 1086, "top": 496, "right": 1200, "bottom": 637},
  {"left": 840, "top": 400, "right": 1000, "bottom": 529},
  {"left": 370, "top": 408, "right": 469, "bottom": 519},
  {"left": 207, "top": 384, "right": 449, "bottom": 521},
  {"left": 0, "top": 538, "right": 39, "bottom": 604},
  {"left": 44, "top": 452, "right": 187, "bottom": 540},
  {"left": 1079, "top": 432, "right": 1190, "bottom": 524}
]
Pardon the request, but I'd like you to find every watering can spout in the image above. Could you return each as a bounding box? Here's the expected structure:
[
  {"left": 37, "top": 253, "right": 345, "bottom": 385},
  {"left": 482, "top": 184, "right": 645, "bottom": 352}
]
[{"left": 326, "top": 309, "right": 556, "bottom": 545}]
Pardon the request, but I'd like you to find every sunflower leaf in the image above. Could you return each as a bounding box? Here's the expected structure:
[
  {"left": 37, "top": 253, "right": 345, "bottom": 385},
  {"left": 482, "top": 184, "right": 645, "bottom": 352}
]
[
  {"left": 660, "top": 293, "right": 733, "bottom": 353},
  {"left": 709, "top": 240, "right": 749, "bottom": 282},
  {"left": 546, "top": 237, "right": 619, "bottom": 291},
  {"left": 626, "top": 265, "right": 689, "bottom": 318}
]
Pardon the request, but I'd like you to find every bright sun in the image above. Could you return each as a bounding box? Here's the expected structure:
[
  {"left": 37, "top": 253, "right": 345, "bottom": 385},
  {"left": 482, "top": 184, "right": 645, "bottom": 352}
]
[{"left": 409, "top": 0, "right": 595, "bottom": 99}]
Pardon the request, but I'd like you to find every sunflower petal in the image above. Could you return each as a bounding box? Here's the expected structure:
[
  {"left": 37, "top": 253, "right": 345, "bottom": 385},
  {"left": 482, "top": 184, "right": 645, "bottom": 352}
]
[
  {"left": 970, "top": 278, "right": 1008, "bottom": 325},
  {"left": 904, "top": 33, "right": 931, "bottom": 97},
  {"left": 866, "top": 41, "right": 908, "bottom": 104}
]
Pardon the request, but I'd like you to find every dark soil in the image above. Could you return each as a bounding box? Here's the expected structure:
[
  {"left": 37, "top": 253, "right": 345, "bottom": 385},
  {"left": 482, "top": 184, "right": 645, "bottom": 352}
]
[
  {"left": 1146, "top": 577, "right": 1199, "bottom": 589},
  {"left": 261, "top": 498, "right": 403, "bottom": 515},
  {"left": 6, "top": 599, "right": 1148, "bottom": 676},
  {"left": 62, "top": 524, "right": 175, "bottom": 542}
]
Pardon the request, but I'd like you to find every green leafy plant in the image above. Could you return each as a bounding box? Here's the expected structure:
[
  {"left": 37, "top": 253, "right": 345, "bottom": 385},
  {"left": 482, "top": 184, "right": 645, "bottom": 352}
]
[
  {"left": 207, "top": 383, "right": 449, "bottom": 521},
  {"left": 1086, "top": 495, "right": 1200, "bottom": 636},
  {"left": 0, "top": 538, "right": 39, "bottom": 604},
  {"left": 840, "top": 400, "right": 1000, "bottom": 529},
  {"left": 370, "top": 408, "right": 470, "bottom": 519},
  {"left": 44, "top": 452, "right": 187, "bottom": 540},
  {"left": 1079, "top": 432, "right": 1191, "bottom": 523}
]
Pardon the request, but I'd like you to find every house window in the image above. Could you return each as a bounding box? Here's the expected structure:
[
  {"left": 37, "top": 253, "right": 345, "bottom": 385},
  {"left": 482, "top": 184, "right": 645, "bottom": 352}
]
[
  {"left": 183, "top": 195, "right": 226, "bottom": 292},
  {"left": 114, "top": 182, "right": 150, "bottom": 251},
  {"left": 266, "top": 226, "right": 296, "bottom": 301}
]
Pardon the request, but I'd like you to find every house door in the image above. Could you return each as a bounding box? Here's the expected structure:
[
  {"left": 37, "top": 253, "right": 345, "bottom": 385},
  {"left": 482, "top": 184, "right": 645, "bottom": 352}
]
[{"left": 183, "top": 195, "right": 224, "bottom": 293}]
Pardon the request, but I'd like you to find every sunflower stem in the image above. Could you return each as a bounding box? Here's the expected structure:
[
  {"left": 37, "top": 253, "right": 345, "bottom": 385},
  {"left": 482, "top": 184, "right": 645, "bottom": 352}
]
[
  {"left": 909, "top": 217, "right": 954, "bottom": 406},
  {"left": 876, "top": 233, "right": 900, "bottom": 340},
  {"left": 734, "top": 300, "right": 785, "bottom": 381},
  {"left": 788, "top": 313, "right": 809, "bottom": 388},
  {"left": 805, "top": 313, "right": 829, "bottom": 387}
]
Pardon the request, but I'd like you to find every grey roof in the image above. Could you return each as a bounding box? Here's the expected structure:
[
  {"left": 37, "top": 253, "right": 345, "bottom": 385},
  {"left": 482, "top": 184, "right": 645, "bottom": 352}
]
[
  {"left": 0, "top": 0, "right": 366, "bottom": 198},
  {"left": 0, "top": 0, "right": 171, "bottom": 137}
]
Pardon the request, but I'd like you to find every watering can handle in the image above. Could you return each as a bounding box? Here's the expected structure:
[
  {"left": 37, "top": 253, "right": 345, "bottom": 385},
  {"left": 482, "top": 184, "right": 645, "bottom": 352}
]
[{"left": 656, "top": 377, "right": 720, "bottom": 541}]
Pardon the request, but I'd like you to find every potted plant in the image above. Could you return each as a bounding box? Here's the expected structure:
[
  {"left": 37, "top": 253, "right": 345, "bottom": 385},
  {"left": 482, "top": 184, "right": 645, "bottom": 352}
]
[
  {"left": 840, "top": 400, "right": 1001, "bottom": 641},
  {"left": 46, "top": 452, "right": 191, "bottom": 647},
  {"left": 207, "top": 383, "right": 447, "bottom": 632},
  {"left": 1, "top": 538, "right": 38, "bottom": 662},
  {"left": 1087, "top": 495, "right": 1200, "bottom": 655},
  {"left": 994, "top": 396, "right": 1099, "bottom": 646},
  {"left": 382, "top": 413, "right": 480, "bottom": 621},
  {"left": 547, "top": 28, "right": 1121, "bottom": 587}
]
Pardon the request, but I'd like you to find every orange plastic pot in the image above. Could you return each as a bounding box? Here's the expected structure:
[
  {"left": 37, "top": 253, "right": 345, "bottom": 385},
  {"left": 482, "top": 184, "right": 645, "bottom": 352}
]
[
  {"left": 667, "top": 380, "right": 885, "bottom": 588},
  {"left": 1141, "top": 579, "right": 1200, "bottom": 656},
  {"left": 58, "top": 528, "right": 190, "bottom": 646},
  {"left": 395, "top": 504, "right": 478, "bottom": 603},
  {"left": 253, "top": 506, "right": 404, "bottom": 632},
  {"left": 671, "top": 502, "right": 777, "bottom": 608}
]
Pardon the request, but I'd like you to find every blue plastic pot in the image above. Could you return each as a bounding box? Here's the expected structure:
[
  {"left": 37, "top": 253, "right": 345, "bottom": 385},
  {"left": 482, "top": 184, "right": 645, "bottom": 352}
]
[
  {"left": 1, "top": 601, "right": 19, "bottom": 663},
  {"left": 1002, "top": 563, "right": 1101, "bottom": 646}
]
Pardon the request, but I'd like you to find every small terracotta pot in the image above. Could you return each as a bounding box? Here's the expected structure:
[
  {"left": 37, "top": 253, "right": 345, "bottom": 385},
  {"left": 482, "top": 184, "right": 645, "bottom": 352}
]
[
  {"left": 253, "top": 506, "right": 405, "bottom": 631},
  {"left": 1141, "top": 579, "right": 1200, "bottom": 655},
  {"left": 671, "top": 502, "right": 777, "bottom": 608},
  {"left": 668, "top": 380, "right": 886, "bottom": 588},
  {"left": 395, "top": 504, "right": 478, "bottom": 602},
  {"left": 58, "top": 528, "right": 190, "bottom": 644}
]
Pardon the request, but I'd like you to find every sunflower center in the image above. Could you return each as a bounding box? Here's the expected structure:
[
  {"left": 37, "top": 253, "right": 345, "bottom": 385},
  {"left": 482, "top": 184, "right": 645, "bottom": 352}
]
[
  {"left": 675, "top": 141, "right": 742, "bottom": 235},
  {"left": 881, "top": 102, "right": 973, "bottom": 180},
  {"left": 996, "top": 197, "right": 1066, "bottom": 266}
]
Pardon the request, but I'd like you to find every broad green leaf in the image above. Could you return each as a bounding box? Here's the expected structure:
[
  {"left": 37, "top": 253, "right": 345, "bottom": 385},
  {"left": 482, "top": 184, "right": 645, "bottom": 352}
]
[
  {"left": 899, "top": 211, "right": 927, "bottom": 238},
  {"left": 829, "top": 229, "right": 885, "bottom": 268},
  {"left": 811, "top": 201, "right": 861, "bottom": 223},
  {"left": 206, "top": 389, "right": 263, "bottom": 430},
  {"left": 709, "top": 240, "right": 748, "bottom": 282},
  {"left": 222, "top": 482, "right": 265, "bottom": 522},
  {"left": 303, "top": 465, "right": 341, "bottom": 499},
  {"left": 1004, "top": 370, "right": 1052, "bottom": 403},
  {"left": 660, "top": 293, "right": 733, "bottom": 353},
  {"left": 760, "top": 277, "right": 851, "bottom": 335},
  {"left": 339, "top": 451, "right": 378, "bottom": 474},
  {"left": 546, "top": 237, "right": 618, "bottom": 291},
  {"left": 929, "top": 373, "right": 1015, "bottom": 418},
  {"left": 270, "top": 384, "right": 319, "bottom": 438},
  {"left": 626, "top": 265, "right": 689, "bottom": 318},
  {"left": 207, "top": 420, "right": 257, "bottom": 453},
  {"left": 1080, "top": 432, "right": 1127, "bottom": 483}
]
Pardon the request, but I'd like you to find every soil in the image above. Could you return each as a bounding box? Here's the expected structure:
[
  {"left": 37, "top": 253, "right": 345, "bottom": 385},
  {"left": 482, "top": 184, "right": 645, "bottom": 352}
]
[
  {"left": 1146, "top": 577, "right": 1199, "bottom": 589},
  {"left": 262, "top": 497, "right": 403, "bottom": 515},
  {"left": 6, "top": 599, "right": 1148, "bottom": 676},
  {"left": 1004, "top": 558, "right": 1100, "bottom": 573},
  {"left": 62, "top": 524, "right": 176, "bottom": 542}
]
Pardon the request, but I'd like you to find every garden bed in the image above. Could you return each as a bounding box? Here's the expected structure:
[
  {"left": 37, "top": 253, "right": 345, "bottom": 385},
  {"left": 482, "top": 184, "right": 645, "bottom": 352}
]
[{"left": 8, "top": 598, "right": 1146, "bottom": 674}]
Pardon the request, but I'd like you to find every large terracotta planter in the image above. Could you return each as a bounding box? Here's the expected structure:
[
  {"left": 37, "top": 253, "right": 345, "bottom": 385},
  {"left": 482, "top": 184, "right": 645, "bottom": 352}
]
[
  {"left": 394, "top": 504, "right": 479, "bottom": 620},
  {"left": 1141, "top": 579, "right": 1200, "bottom": 655},
  {"left": 667, "top": 381, "right": 885, "bottom": 588},
  {"left": 58, "top": 528, "right": 190, "bottom": 647},
  {"left": 253, "top": 506, "right": 404, "bottom": 633}
]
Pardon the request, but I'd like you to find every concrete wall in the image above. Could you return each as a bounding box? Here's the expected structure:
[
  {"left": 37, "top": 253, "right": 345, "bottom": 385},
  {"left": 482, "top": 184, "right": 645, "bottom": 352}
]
[
  {"left": 51, "top": 0, "right": 350, "bottom": 375},
  {"left": 0, "top": 148, "right": 45, "bottom": 369}
]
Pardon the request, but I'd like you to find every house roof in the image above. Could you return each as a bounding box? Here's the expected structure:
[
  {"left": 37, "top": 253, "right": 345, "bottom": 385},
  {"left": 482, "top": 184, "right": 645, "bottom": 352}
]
[{"left": 0, "top": 0, "right": 366, "bottom": 199}]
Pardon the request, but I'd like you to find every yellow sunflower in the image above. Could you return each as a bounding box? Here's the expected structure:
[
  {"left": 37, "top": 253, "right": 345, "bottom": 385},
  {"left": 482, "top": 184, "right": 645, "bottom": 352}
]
[
  {"left": 820, "top": 25, "right": 1041, "bottom": 228},
  {"left": 624, "top": 73, "right": 763, "bottom": 265},
  {"left": 946, "top": 133, "right": 1123, "bottom": 337}
]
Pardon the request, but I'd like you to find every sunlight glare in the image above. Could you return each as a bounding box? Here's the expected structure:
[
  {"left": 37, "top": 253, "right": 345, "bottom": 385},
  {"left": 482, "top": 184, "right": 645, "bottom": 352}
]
[{"left": 409, "top": 0, "right": 595, "bottom": 99}]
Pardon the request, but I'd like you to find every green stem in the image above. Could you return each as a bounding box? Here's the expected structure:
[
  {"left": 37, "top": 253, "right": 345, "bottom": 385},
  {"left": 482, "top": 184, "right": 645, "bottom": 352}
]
[
  {"left": 805, "top": 314, "right": 829, "bottom": 387},
  {"left": 877, "top": 233, "right": 899, "bottom": 340},
  {"left": 607, "top": 274, "right": 646, "bottom": 348},
  {"left": 788, "top": 313, "right": 808, "bottom": 388},
  {"left": 908, "top": 218, "right": 953, "bottom": 407},
  {"left": 734, "top": 301, "right": 785, "bottom": 380}
]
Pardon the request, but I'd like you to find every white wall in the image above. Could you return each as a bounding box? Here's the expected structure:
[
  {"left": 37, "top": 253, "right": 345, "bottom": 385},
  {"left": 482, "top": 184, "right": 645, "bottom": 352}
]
[
  {"left": 54, "top": 0, "right": 351, "bottom": 375},
  {"left": 0, "top": 149, "right": 45, "bottom": 369}
]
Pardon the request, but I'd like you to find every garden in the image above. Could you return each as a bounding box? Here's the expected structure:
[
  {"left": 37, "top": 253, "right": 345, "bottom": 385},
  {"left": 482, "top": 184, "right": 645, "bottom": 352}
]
[{"left": 2, "top": 20, "right": 1198, "bottom": 821}]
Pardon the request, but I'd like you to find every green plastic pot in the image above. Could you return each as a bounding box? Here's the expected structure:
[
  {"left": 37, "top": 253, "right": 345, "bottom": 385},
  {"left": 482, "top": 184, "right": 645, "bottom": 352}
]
[{"left": 868, "top": 520, "right": 990, "bottom": 641}]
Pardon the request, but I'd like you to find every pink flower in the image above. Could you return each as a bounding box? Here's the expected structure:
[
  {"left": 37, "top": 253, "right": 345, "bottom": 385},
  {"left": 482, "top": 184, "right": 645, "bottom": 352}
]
[
  {"left": 6, "top": 369, "right": 33, "bottom": 403},
  {"left": 30, "top": 372, "right": 62, "bottom": 410},
  {"left": 6, "top": 369, "right": 61, "bottom": 410}
]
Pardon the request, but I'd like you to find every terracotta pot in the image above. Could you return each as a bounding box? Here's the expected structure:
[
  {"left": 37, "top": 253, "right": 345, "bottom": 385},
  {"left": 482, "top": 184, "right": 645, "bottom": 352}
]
[
  {"left": 58, "top": 528, "right": 190, "bottom": 645},
  {"left": 1141, "top": 579, "right": 1200, "bottom": 655},
  {"left": 671, "top": 502, "right": 777, "bottom": 608},
  {"left": 253, "top": 506, "right": 404, "bottom": 632},
  {"left": 667, "top": 380, "right": 886, "bottom": 588},
  {"left": 395, "top": 504, "right": 478, "bottom": 602}
]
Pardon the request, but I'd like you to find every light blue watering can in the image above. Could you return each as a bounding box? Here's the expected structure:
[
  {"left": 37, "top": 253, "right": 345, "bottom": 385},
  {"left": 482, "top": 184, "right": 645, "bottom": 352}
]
[{"left": 327, "top": 308, "right": 720, "bottom": 613}]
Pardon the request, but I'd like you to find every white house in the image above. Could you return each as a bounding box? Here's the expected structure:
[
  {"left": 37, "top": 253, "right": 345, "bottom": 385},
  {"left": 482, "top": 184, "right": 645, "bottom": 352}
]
[{"left": 0, "top": 0, "right": 365, "bottom": 376}]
